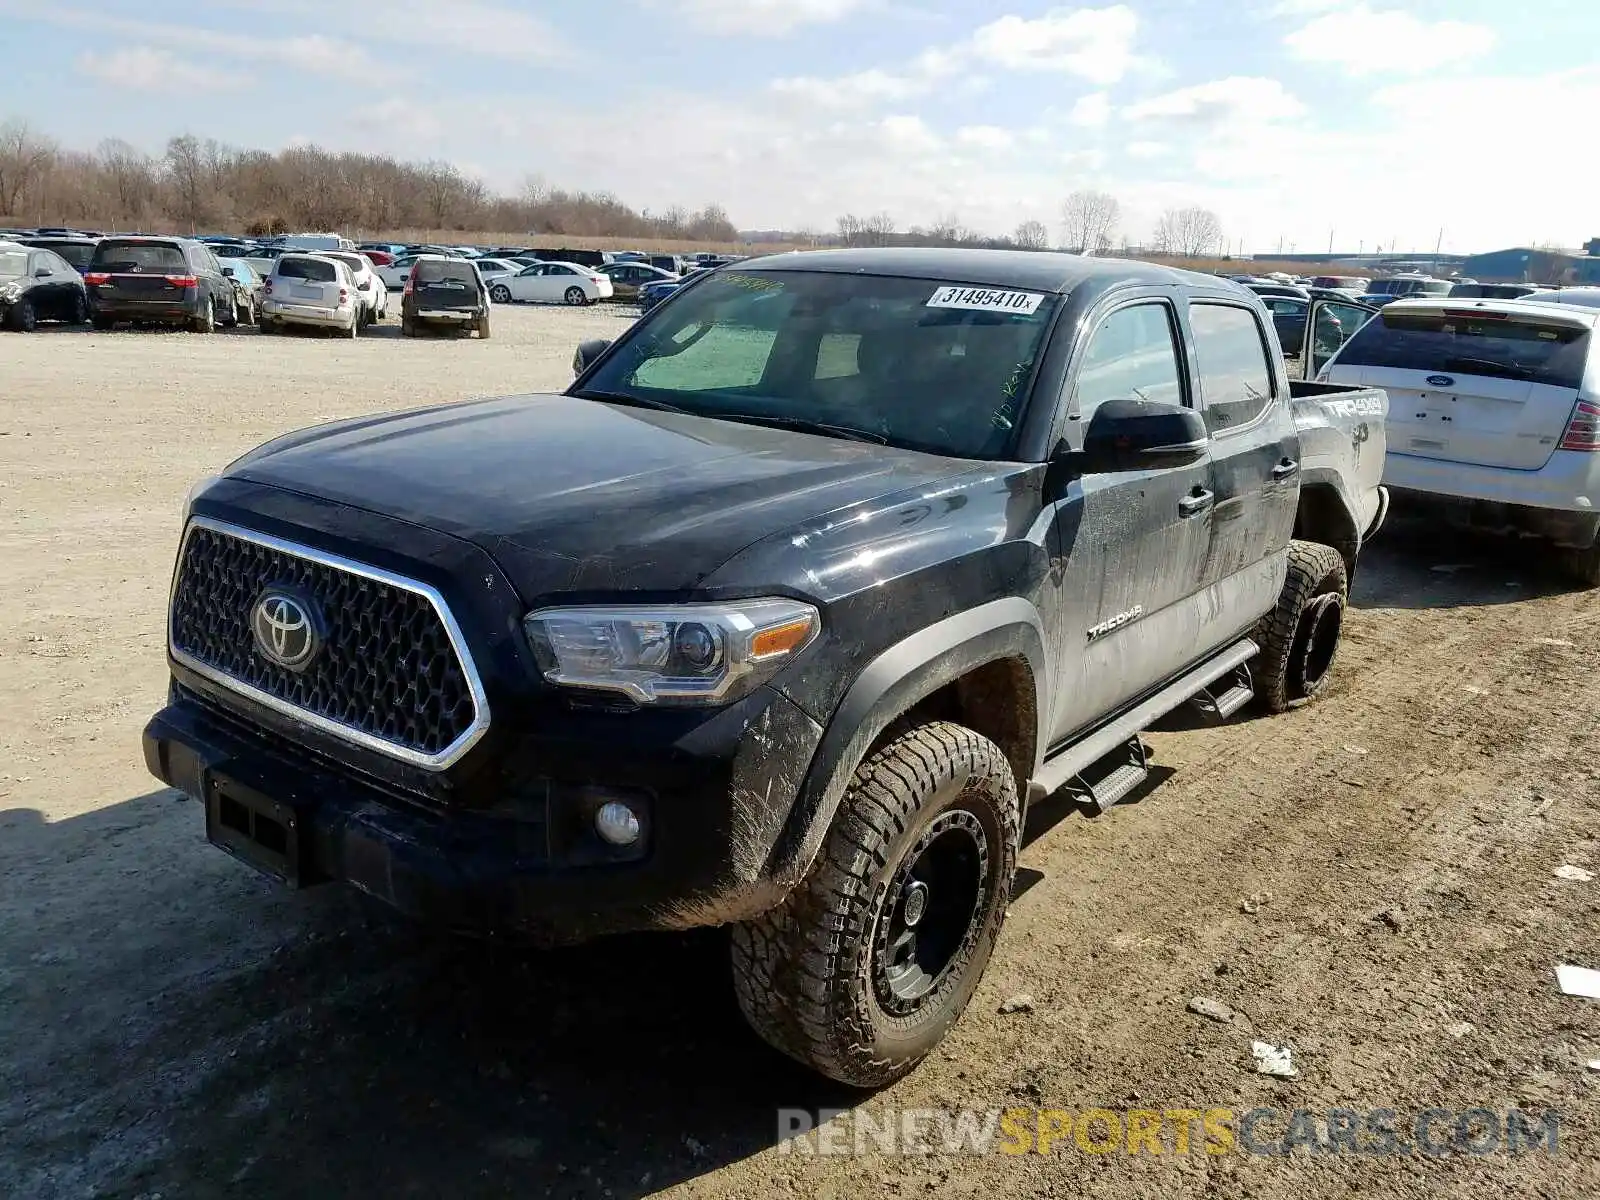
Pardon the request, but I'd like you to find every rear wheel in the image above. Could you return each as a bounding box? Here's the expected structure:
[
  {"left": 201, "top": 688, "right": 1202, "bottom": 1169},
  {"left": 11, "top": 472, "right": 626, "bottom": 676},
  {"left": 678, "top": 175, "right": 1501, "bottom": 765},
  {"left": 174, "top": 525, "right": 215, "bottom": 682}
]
[
  {"left": 491, "top": 284, "right": 511, "bottom": 303},
  {"left": 1254, "top": 539, "right": 1348, "bottom": 712},
  {"left": 191, "top": 300, "right": 215, "bottom": 334},
  {"left": 731, "top": 721, "right": 1019, "bottom": 1087},
  {"left": 1563, "top": 539, "right": 1600, "bottom": 588},
  {"left": 345, "top": 313, "right": 359, "bottom": 339},
  {"left": 401, "top": 314, "right": 416, "bottom": 337},
  {"left": 68, "top": 291, "right": 88, "bottom": 325},
  {"left": 564, "top": 286, "right": 586, "bottom": 306},
  {"left": 475, "top": 310, "right": 491, "bottom": 340},
  {"left": 91, "top": 313, "right": 114, "bottom": 331}
]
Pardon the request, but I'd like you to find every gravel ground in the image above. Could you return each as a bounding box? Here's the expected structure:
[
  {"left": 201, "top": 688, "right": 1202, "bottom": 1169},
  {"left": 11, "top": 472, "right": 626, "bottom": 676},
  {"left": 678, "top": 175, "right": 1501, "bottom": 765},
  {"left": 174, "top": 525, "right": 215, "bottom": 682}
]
[{"left": 2, "top": 305, "right": 1598, "bottom": 1198}]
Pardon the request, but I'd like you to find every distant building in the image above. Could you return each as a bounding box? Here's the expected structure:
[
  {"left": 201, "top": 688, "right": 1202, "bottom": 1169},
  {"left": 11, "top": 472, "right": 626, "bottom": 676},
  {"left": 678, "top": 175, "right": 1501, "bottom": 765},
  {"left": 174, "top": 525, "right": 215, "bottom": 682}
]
[{"left": 1462, "top": 244, "right": 1600, "bottom": 285}]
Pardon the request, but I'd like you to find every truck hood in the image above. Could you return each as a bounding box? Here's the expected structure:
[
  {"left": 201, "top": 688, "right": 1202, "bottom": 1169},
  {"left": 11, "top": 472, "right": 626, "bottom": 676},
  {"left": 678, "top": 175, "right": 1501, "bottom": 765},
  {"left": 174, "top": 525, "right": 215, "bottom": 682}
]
[{"left": 227, "top": 394, "right": 975, "bottom": 599}]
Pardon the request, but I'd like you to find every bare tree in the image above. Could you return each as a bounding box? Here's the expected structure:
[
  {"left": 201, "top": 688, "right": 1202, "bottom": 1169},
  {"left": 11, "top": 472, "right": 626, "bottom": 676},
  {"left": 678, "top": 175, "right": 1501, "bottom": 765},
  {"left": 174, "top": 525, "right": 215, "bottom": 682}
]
[
  {"left": 0, "top": 120, "right": 57, "bottom": 217},
  {"left": 1060, "top": 189, "right": 1119, "bottom": 254},
  {"left": 163, "top": 135, "right": 211, "bottom": 232},
  {"left": 863, "top": 211, "right": 897, "bottom": 246},
  {"left": 96, "top": 138, "right": 155, "bottom": 220},
  {"left": 1014, "top": 219, "right": 1049, "bottom": 250},
  {"left": 1152, "top": 206, "right": 1225, "bottom": 257}
]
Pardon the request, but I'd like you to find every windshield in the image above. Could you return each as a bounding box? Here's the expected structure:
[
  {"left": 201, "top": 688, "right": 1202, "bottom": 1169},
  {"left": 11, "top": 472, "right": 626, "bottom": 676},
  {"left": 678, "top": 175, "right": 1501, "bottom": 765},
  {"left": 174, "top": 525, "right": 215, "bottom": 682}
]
[
  {"left": 1334, "top": 309, "right": 1591, "bottom": 388},
  {"left": 576, "top": 270, "right": 1060, "bottom": 458},
  {"left": 414, "top": 260, "right": 479, "bottom": 285},
  {"left": 32, "top": 241, "right": 94, "bottom": 266},
  {"left": 275, "top": 257, "right": 337, "bottom": 282},
  {"left": 0, "top": 251, "right": 27, "bottom": 278},
  {"left": 92, "top": 241, "right": 186, "bottom": 272}
]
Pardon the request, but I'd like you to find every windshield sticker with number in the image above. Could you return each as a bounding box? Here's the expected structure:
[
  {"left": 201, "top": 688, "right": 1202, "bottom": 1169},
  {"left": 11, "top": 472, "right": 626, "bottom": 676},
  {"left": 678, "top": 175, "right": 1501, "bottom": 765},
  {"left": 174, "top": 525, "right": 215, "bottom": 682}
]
[{"left": 926, "top": 286, "right": 1045, "bottom": 315}]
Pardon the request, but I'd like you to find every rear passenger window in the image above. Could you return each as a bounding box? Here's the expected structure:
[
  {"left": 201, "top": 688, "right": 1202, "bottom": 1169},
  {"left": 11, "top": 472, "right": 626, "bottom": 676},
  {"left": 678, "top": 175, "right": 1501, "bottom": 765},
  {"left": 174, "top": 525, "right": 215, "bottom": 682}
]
[
  {"left": 1074, "top": 303, "right": 1184, "bottom": 417},
  {"left": 1190, "top": 304, "right": 1274, "bottom": 434}
]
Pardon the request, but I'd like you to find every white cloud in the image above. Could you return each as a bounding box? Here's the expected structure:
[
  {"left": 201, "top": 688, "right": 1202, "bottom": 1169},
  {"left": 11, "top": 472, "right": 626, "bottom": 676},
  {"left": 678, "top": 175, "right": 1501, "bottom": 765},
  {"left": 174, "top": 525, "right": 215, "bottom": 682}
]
[
  {"left": 352, "top": 97, "right": 444, "bottom": 142},
  {"left": 955, "top": 125, "right": 1016, "bottom": 151},
  {"left": 772, "top": 66, "right": 938, "bottom": 108},
  {"left": 1069, "top": 91, "right": 1112, "bottom": 128},
  {"left": 1262, "top": 0, "right": 1340, "bottom": 14},
  {"left": 880, "top": 114, "right": 940, "bottom": 152},
  {"left": 1284, "top": 5, "right": 1495, "bottom": 74},
  {"left": 970, "top": 5, "right": 1139, "bottom": 84},
  {"left": 672, "top": 0, "right": 866, "bottom": 35},
  {"left": 1124, "top": 76, "right": 1305, "bottom": 125},
  {"left": 1127, "top": 140, "right": 1169, "bottom": 159},
  {"left": 76, "top": 46, "right": 244, "bottom": 92}
]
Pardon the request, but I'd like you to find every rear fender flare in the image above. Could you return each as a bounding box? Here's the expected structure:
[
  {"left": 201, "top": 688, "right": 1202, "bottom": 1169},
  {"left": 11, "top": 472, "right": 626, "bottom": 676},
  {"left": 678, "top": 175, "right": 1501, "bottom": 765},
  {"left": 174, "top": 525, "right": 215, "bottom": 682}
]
[{"left": 765, "top": 597, "right": 1049, "bottom": 888}]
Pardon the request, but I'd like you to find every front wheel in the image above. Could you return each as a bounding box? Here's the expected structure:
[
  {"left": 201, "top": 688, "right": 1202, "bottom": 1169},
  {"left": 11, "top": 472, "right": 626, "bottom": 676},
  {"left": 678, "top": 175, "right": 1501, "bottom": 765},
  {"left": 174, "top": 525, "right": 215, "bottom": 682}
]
[
  {"left": 731, "top": 721, "right": 1019, "bottom": 1087},
  {"left": 1254, "top": 539, "right": 1348, "bottom": 712},
  {"left": 564, "top": 286, "right": 587, "bottom": 306},
  {"left": 491, "top": 284, "right": 511, "bottom": 303},
  {"left": 8, "top": 297, "right": 37, "bottom": 332}
]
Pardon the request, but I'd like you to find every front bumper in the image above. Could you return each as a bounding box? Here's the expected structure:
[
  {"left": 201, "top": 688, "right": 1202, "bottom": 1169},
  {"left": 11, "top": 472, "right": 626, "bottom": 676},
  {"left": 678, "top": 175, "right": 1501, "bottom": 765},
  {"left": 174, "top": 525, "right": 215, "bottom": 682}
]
[{"left": 144, "top": 678, "right": 823, "bottom": 944}]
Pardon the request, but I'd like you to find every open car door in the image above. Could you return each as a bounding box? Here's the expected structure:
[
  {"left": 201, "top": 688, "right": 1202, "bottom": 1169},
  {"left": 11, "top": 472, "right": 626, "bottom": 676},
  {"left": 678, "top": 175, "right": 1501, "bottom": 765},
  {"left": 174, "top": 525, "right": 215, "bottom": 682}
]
[{"left": 1302, "top": 297, "right": 1378, "bottom": 378}]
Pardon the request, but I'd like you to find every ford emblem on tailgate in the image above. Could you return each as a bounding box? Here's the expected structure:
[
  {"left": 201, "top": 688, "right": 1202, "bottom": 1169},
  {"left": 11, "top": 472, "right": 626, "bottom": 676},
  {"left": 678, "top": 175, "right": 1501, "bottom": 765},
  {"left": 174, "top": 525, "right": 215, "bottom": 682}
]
[{"left": 1425, "top": 374, "right": 1455, "bottom": 388}]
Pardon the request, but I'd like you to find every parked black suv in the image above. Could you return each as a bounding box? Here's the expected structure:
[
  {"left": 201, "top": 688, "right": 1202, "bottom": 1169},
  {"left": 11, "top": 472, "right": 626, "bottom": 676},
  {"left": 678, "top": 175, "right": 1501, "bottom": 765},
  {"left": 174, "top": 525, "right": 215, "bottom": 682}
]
[
  {"left": 400, "top": 255, "right": 490, "bottom": 338},
  {"left": 86, "top": 236, "right": 235, "bottom": 331},
  {"left": 145, "top": 250, "right": 1389, "bottom": 1086}
]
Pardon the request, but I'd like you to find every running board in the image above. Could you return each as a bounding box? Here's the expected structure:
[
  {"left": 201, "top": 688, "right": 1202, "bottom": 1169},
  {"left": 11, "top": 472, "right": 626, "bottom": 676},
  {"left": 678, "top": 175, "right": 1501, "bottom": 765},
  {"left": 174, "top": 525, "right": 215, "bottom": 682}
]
[
  {"left": 1190, "top": 662, "right": 1255, "bottom": 720},
  {"left": 1028, "top": 638, "right": 1259, "bottom": 803},
  {"left": 1067, "top": 738, "right": 1149, "bottom": 814}
]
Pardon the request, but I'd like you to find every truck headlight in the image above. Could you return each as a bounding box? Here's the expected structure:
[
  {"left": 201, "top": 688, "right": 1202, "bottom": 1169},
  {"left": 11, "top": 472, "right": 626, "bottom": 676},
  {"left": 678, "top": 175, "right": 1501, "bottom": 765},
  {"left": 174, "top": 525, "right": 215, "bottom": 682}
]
[{"left": 524, "top": 599, "right": 819, "bottom": 705}]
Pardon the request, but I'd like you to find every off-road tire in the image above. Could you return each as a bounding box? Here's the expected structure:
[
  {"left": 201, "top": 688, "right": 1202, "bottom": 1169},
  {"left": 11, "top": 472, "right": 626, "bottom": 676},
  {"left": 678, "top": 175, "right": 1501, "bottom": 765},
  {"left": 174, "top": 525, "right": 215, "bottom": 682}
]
[
  {"left": 1255, "top": 539, "right": 1348, "bottom": 713},
  {"left": 731, "top": 721, "right": 1020, "bottom": 1088},
  {"left": 1563, "top": 539, "right": 1600, "bottom": 588}
]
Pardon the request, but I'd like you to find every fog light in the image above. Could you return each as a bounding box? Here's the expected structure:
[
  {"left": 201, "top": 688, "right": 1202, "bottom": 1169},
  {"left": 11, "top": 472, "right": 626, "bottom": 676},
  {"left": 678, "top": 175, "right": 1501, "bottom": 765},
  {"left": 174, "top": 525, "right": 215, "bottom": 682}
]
[{"left": 595, "top": 801, "right": 642, "bottom": 847}]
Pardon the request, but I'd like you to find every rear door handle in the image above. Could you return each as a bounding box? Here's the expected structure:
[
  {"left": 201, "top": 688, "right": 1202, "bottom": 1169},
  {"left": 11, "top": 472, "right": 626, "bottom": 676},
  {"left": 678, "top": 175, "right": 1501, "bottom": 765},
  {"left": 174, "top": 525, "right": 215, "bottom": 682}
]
[
  {"left": 1179, "top": 489, "right": 1215, "bottom": 517},
  {"left": 1272, "top": 458, "right": 1300, "bottom": 479}
]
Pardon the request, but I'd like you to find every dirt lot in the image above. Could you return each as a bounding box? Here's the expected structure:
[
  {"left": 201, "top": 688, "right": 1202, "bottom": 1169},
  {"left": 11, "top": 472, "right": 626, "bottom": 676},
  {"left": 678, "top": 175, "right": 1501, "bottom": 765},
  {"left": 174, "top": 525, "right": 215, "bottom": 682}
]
[{"left": 2, "top": 306, "right": 1598, "bottom": 1198}]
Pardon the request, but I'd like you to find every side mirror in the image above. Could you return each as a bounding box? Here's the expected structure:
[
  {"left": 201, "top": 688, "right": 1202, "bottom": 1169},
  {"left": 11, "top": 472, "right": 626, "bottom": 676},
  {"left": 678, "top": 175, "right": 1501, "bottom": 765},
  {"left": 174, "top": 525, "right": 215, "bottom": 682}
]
[
  {"left": 34, "top": 266, "right": 51, "bottom": 277},
  {"left": 221, "top": 267, "right": 235, "bottom": 277},
  {"left": 358, "top": 280, "right": 371, "bottom": 290},
  {"left": 1076, "top": 397, "right": 1209, "bottom": 473},
  {"left": 573, "top": 338, "right": 612, "bottom": 375}
]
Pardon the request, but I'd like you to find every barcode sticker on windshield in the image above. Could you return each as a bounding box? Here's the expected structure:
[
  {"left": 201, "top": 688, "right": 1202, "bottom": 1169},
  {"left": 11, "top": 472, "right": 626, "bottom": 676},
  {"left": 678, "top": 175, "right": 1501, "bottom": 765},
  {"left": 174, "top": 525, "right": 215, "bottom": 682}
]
[{"left": 926, "top": 286, "right": 1045, "bottom": 315}]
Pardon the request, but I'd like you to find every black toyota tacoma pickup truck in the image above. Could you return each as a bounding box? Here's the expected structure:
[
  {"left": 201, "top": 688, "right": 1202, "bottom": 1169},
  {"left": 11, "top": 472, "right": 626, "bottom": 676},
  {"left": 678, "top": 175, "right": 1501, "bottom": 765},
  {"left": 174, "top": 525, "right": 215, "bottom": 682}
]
[{"left": 145, "top": 249, "right": 1388, "bottom": 1086}]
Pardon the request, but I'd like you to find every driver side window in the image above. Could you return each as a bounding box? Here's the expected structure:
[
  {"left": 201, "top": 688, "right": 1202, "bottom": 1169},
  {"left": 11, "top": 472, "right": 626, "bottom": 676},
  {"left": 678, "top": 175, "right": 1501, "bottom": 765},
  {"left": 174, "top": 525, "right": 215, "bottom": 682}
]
[{"left": 1073, "top": 302, "right": 1185, "bottom": 420}]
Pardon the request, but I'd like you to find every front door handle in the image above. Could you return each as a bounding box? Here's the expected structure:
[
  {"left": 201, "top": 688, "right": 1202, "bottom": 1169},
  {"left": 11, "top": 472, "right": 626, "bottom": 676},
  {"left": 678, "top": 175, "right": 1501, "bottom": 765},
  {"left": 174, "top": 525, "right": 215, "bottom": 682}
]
[
  {"left": 1179, "top": 488, "right": 1215, "bottom": 517},
  {"left": 1272, "top": 458, "right": 1300, "bottom": 480}
]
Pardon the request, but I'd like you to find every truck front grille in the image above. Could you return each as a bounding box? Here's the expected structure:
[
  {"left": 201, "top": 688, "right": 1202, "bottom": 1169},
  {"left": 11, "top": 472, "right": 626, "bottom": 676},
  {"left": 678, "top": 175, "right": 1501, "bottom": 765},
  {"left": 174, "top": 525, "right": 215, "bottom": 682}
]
[{"left": 168, "top": 518, "right": 489, "bottom": 769}]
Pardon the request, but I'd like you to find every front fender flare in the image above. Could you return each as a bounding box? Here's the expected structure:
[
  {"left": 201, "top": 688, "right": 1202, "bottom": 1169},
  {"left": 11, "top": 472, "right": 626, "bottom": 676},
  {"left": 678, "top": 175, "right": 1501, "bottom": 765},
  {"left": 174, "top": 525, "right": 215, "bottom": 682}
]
[{"left": 764, "top": 597, "right": 1049, "bottom": 888}]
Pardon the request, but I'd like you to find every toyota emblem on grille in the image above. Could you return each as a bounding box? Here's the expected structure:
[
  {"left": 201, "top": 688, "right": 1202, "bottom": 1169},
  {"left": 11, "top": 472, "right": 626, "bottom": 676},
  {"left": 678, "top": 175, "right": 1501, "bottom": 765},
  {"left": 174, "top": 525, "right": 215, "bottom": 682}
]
[{"left": 251, "top": 591, "right": 321, "bottom": 671}]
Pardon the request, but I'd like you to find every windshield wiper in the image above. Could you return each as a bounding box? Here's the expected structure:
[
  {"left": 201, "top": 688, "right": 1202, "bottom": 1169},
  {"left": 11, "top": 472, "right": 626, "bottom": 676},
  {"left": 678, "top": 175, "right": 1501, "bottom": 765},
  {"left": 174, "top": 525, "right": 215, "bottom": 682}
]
[
  {"left": 1443, "top": 356, "right": 1532, "bottom": 380},
  {"left": 717, "top": 413, "right": 888, "bottom": 444},
  {"left": 570, "top": 388, "right": 693, "bottom": 415}
]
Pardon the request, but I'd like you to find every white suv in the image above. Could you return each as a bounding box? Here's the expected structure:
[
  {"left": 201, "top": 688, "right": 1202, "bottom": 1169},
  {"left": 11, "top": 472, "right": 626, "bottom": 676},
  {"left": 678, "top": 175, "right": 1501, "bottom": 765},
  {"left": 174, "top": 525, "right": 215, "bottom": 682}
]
[
  {"left": 259, "top": 254, "right": 362, "bottom": 338},
  {"left": 1320, "top": 296, "right": 1600, "bottom": 583}
]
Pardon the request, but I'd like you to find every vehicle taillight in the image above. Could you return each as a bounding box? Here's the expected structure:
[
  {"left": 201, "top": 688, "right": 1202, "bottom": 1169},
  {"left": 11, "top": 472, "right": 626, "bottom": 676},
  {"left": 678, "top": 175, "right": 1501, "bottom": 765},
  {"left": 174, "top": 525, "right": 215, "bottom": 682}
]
[
  {"left": 1559, "top": 399, "right": 1600, "bottom": 451},
  {"left": 339, "top": 287, "right": 349, "bottom": 304},
  {"left": 263, "top": 278, "right": 273, "bottom": 295},
  {"left": 403, "top": 276, "right": 413, "bottom": 295},
  {"left": 165, "top": 274, "right": 198, "bottom": 288},
  {"left": 83, "top": 271, "right": 110, "bottom": 285}
]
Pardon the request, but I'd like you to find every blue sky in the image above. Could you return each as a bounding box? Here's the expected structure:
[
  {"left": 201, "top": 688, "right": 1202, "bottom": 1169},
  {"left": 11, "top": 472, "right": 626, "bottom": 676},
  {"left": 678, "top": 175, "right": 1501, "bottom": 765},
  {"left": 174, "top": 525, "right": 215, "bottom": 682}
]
[{"left": 3, "top": 0, "right": 1598, "bottom": 253}]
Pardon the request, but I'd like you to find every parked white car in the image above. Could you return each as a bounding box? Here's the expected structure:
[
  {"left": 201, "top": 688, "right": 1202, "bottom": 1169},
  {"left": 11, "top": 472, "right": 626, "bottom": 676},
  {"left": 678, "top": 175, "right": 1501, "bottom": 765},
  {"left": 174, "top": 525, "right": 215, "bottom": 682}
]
[
  {"left": 486, "top": 260, "right": 613, "bottom": 306},
  {"left": 471, "top": 258, "right": 524, "bottom": 286},
  {"left": 1319, "top": 296, "right": 1600, "bottom": 583},
  {"left": 321, "top": 250, "right": 388, "bottom": 326},
  {"left": 259, "top": 253, "right": 362, "bottom": 337},
  {"left": 374, "top": 253, "right": 461, "bottom": 291}
]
